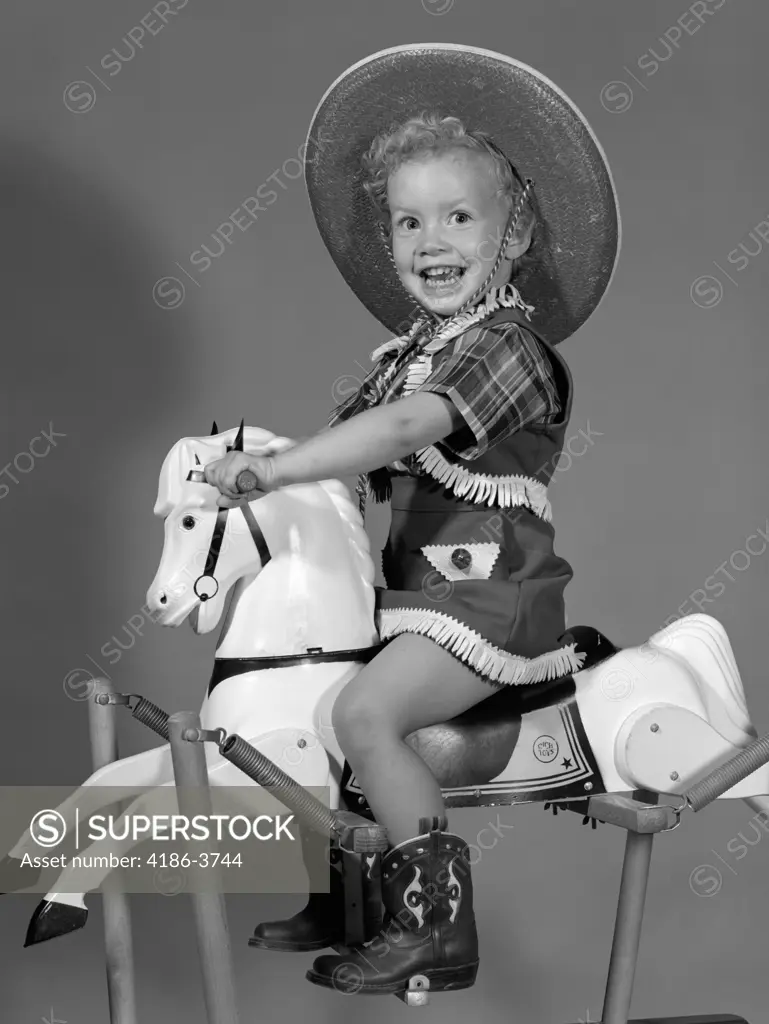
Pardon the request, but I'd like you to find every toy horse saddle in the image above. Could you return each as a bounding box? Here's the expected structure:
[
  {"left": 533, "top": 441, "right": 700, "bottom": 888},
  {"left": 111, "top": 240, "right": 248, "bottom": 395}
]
[
  {"left": 400, "top": 625, "right": 615, "bottom": 788},
  {"left": 344, "top": 613, "right": 761, "bottom": 809}
]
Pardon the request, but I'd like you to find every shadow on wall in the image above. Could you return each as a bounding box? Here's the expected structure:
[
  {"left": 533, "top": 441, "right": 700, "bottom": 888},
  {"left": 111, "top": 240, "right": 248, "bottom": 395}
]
[{"left": 0, "top": 134, "right": 197, "bottom": 784}]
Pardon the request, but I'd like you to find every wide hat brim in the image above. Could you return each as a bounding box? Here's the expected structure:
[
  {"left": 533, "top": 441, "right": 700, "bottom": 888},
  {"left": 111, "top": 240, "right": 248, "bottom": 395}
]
[{"left": 305, "top": 43, "right": 620, "bottom": 345}]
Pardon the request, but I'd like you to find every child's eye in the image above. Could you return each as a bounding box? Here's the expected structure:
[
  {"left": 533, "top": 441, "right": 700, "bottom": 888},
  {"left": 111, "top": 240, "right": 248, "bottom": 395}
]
[
  {"left": 397, "top": 216, "right": 419, "bottom": 230},
  {"left": 450, "top": 212, "right": 472, "bottom": 225}
]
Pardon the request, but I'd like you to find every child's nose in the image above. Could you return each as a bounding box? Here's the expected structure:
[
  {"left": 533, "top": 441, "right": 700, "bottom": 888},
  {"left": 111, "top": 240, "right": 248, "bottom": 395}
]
[{"left": 418, "top": 228, "right": 449, "bottom": 254}]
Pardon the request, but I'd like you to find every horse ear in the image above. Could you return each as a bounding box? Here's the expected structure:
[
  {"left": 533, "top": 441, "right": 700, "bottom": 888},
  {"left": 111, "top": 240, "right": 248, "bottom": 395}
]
[
  {"left": 232, "top": 419, "right": 245, "bottom": 452},
  {"left": 210, "top": 421, "right": 219, "bottom": 435}
]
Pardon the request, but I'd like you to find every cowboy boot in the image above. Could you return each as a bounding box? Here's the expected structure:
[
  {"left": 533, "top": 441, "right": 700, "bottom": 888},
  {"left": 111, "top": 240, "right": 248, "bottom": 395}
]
[
  {"left": 306, "top": 815, "right": 479, "bottom": 995},
  {"left": 249, "top": 824, "right": 346, "bottom": 952}
]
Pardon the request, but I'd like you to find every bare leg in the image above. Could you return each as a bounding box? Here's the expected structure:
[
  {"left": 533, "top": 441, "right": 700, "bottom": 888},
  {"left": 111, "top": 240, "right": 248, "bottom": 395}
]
[
  {"left": 307, "top": 634, "right": 489, "bottom": 992},
  {"left": 331, "top": 633, "right": 497, "bottom": 846}
]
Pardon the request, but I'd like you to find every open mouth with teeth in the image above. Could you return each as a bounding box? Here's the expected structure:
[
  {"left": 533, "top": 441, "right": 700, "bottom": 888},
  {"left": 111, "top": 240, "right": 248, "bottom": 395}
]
[{"left": 420, "top": 265, "right": 467, "bottom": 290}]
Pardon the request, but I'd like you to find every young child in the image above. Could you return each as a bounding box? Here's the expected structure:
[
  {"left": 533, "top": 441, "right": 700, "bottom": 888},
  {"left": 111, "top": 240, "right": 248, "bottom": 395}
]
[{"left": 205, "top": 44, "right": 619, "bottom": 997}]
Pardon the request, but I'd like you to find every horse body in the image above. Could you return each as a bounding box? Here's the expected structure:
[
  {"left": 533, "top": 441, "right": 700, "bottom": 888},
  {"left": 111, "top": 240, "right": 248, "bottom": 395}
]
[
  {"left": 343, "top": 614, "right": 768, "bottom": 810},
  {"left": 13, "top": 423, "right": 769, "bottom": 946}
]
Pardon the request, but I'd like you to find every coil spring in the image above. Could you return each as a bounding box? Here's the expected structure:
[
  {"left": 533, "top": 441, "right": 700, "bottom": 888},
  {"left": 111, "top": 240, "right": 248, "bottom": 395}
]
[
  {"left": 686, "top": 733, "right": 769, "bottom": 811},
  {"left": 131, "top": 697, "right": 170, "bottom": 740},
  {"left": 221, "top": 734, "right": 336, "bottom": 837}
]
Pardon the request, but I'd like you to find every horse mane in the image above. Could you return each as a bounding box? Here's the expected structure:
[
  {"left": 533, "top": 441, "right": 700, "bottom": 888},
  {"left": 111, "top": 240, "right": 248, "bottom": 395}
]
[
  {"left": 257, "top": 433, "right": 376, "bottom": 596},
  {"left": 316, "top": 479, "right": 376, "bottom": 593}
]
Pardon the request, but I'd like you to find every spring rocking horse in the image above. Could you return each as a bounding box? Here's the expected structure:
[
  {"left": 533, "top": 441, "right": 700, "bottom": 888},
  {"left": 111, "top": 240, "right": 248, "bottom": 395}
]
[{"left": 2, "top": 421, "right": 766, "bottom": 1024}]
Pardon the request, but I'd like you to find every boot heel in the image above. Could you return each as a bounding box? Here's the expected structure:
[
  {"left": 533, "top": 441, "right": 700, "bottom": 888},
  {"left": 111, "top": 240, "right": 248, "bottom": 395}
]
[
  {"left": 394, "top": 961, "right": 479, "bottom": 1003},
  {"left": 427, "top": 960, "right": 479, "bottom": 991}
]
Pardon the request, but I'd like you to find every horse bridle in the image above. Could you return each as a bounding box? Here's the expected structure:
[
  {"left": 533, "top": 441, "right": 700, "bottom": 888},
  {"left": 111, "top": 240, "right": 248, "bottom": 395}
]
[
  {"left": 184, "top": 422, "right": 384, "bottom": 694},
  {"left": 186, "top": 477, "right": 270, "bottom": 603}
]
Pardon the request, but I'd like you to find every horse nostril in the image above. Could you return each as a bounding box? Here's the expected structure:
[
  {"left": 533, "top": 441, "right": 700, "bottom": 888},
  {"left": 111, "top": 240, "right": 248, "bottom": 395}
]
[{"left": 159, "top": 593, "right": 167, "bottom": 605}]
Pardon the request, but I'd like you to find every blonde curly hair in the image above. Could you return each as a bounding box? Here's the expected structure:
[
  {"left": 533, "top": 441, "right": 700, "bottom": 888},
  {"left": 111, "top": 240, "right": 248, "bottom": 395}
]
[{"left": 361, "top": 113, "right": 536, "bottom": 278}]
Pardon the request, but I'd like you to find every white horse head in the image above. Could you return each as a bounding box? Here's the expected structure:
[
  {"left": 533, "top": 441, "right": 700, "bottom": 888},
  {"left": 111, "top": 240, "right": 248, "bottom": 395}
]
[{"left": 146, "top": 423, "right": 378, "bottom": 656}]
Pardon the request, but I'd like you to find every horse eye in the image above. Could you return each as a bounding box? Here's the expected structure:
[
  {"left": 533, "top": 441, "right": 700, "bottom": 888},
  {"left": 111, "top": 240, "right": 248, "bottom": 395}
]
[{"left": 181, "top": 515, "right": 196, "bottom": 530}]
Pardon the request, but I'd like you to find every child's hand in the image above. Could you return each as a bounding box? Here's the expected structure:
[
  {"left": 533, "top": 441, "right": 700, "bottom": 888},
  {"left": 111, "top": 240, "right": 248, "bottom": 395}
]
[{"left": 204, "top": 451, "right": 277, "bottom": 507}]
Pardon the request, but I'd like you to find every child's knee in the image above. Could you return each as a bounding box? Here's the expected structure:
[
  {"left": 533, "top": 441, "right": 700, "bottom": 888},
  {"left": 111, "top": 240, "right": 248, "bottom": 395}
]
[{"left": 332, "top": 689, "right": 388, "bottom": 752}]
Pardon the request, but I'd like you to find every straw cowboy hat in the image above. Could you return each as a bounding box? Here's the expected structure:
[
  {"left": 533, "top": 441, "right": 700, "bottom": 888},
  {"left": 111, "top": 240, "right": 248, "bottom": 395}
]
[{"left": 304, "top": 42, "right": 621, "bottom": 345}]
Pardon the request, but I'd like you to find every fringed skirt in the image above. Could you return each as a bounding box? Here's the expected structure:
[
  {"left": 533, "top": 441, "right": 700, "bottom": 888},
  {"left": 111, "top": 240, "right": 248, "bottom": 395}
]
[{"left": 376, "top": 474, "right": 584, "bottom": 687}]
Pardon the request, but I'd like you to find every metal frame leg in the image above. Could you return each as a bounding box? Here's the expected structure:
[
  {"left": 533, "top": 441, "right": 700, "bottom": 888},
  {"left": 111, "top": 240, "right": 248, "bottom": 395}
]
[
  {"left": 89, "top": 679, "right": 137, "bottom": 1024},
  {"left": 169, "top": 712, "right": 240, "bottom": 1024},
  {"left": 601, "top": 830, "right": 655, "bottom": 1024}
]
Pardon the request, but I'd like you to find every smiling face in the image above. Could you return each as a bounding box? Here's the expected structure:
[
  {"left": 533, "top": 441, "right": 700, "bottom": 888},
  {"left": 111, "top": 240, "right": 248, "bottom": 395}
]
[{"left": 387, "top": 148, "right": 522, "bottom": 317}]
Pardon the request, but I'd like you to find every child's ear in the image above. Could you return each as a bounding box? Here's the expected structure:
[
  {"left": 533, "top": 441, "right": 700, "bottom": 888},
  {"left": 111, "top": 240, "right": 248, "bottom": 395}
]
[{"left": 504, "top": 217, "right": 534, "bottom": 261}]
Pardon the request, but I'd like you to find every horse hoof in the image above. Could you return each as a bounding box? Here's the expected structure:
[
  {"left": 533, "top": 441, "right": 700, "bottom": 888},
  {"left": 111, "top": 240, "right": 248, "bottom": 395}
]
[
  {"left": 0, "top": 854, "right": 42, "bottom": 894},
  {"left": 24, "top": 900, "right": 88, "bottom": 947}
]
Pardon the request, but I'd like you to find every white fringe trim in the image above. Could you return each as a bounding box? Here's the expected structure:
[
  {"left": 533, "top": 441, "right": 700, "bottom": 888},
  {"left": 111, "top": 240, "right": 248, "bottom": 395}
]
[
  {"left": 424, "top": 284, "right": 534, "bottom": 355},
  {"left": 368, "top": 283, "right": 534, "bottom": 363},
  {"left": 370, "top": 320, "right": 423, "bottom": 362},
  {"left": 412, "top": 446, "right": 552, "bottom": 520},
  {"left": 402, "top": 353, "right": 433, "bottom": 394},
  {"left": 378, "top": 607, "right": 585, "bottom": 686}
]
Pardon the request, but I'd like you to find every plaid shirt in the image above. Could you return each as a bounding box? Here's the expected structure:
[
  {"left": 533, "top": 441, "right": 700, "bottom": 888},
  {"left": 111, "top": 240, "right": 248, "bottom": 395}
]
[{"left": 375, "top": 321, "right": 561, "bottom": 462}]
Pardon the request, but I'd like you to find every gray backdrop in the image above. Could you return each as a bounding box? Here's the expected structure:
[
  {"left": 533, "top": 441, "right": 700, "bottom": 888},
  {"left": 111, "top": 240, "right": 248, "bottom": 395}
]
[{"left": 2, "top": 0, "right": 768, "bottom": 1021}]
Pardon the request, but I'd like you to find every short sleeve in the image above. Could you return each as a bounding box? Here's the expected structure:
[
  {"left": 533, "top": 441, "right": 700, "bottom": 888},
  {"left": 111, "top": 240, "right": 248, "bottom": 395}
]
[{"left": 418, "top": 323, "right": 561, "bottom": 460}]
